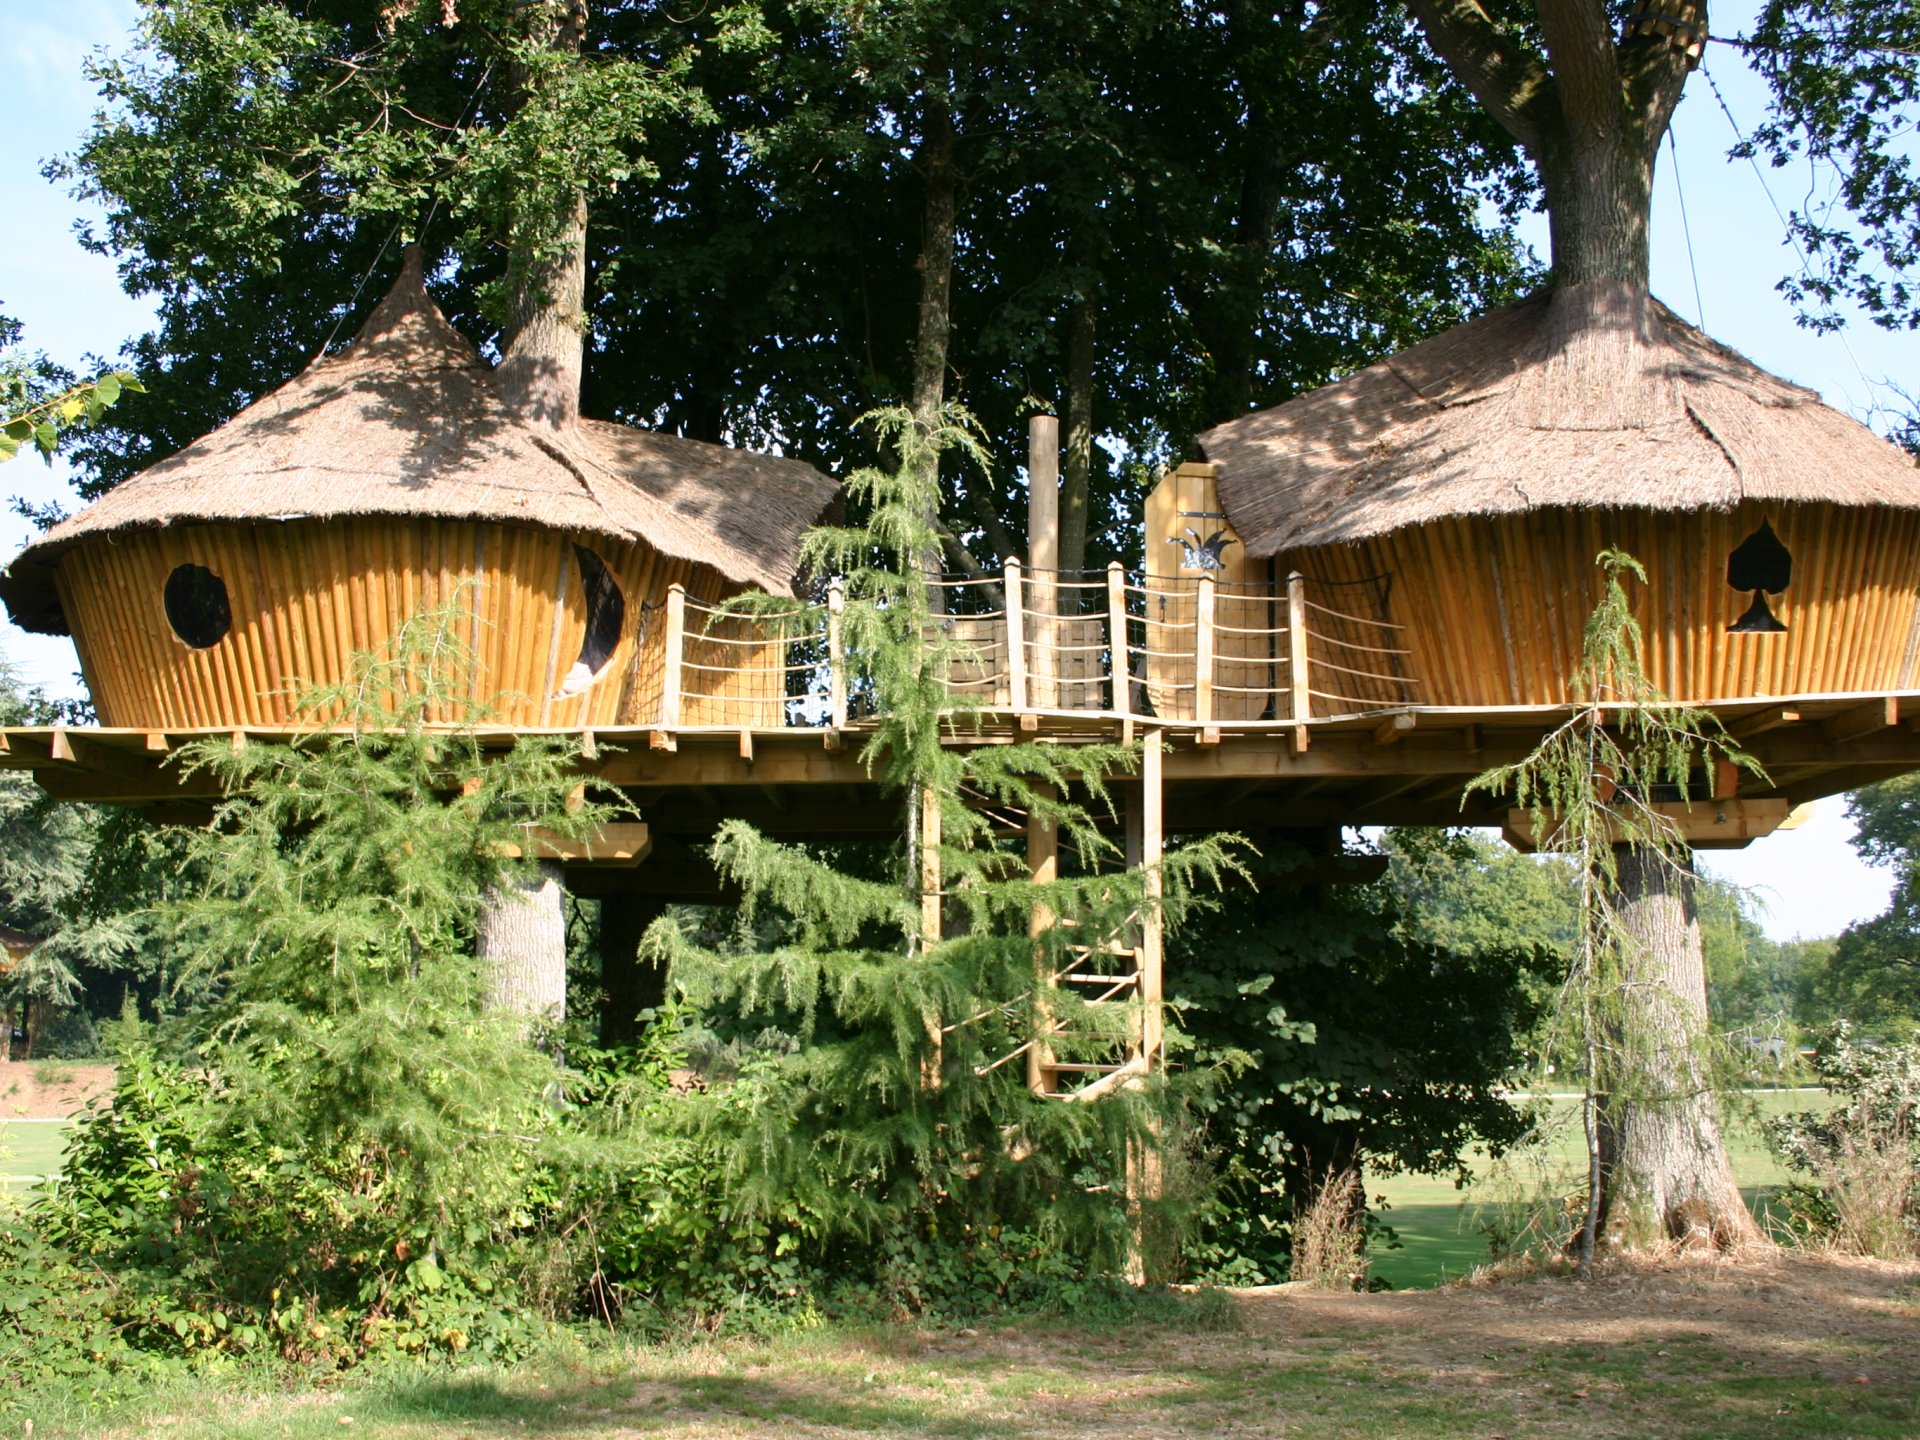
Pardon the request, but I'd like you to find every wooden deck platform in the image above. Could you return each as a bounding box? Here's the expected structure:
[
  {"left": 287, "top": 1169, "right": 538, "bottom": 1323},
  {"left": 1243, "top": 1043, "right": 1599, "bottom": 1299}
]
[{"left": 8, "top": 690, "right": 1920, "bottom": 880}]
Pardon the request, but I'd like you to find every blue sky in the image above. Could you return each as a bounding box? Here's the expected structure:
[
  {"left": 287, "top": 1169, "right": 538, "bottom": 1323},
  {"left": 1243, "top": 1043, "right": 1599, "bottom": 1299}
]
[{"left": 1, "top": 0, "right": 1915, "bottom": 938}]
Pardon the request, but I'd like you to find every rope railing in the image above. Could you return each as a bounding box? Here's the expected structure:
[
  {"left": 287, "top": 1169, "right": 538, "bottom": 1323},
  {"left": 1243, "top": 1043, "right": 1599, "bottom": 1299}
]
[{"left": 653, "top": 564, "right": 1422, "bottom": 732}]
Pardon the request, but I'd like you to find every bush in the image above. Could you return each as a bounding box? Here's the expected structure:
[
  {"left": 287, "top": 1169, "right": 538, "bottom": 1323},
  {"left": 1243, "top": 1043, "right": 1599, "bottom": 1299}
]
[{"left": 1768, "top": 1023, "right": 1919, "bottom": 1257}]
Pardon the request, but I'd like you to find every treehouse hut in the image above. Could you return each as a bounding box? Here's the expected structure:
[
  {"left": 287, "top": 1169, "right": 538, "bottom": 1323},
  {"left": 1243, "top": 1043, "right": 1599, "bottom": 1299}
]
[
  {"left": 1196, "top": 283, "right": 1920, "bottom": 714},
  {"left": 0, "top": 252, "right": 837, "bottom": 732}
]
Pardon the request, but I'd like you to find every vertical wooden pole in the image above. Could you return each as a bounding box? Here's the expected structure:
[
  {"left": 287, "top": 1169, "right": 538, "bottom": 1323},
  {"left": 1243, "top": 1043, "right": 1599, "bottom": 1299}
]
[
  {"left": 826, "top": 579, "right": 847, "bottom": 730},
  {"left": 1107, "top": 561, "right": 1129, "bottom": 719},
  {"left": 1125, "top": 729, "right": 1166, "bottom": 1284},
  {"left": 1138, "top": 728, "right": 1164, "bottom": 1068},
  {"left": 919, "top": 783, "right": 944, "bottom": 1086},
  {"left": 660, "top": 582, "right": 686, "bottom": 730},
  {"left": 1028, "top": 414, "right": 1059, "bottom": 709},
  {"left": 1005, "top": 557, "right": 1028, "bottom": 716},
  {"left": 1194, "top": 573, "right": 1216, "bottom": 734},
  {"left": 1026, "top": 779, "right": 1059, "bottom": 1096},
  {"left": 1287, "top": 570, "right": 1311, "bottom": 754}
]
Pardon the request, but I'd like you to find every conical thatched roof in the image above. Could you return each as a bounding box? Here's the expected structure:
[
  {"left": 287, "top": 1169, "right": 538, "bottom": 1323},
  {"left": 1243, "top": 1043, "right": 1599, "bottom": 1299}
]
[
  {"left": 1202, "top": 281, "right": 1920, "bottom": 557},
  {"left": 1, "top": 253, "right": 837, "bottom": 634}
]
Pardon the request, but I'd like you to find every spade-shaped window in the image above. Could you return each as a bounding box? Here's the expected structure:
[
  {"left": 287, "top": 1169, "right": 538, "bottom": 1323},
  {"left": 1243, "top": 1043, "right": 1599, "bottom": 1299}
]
[
  {"left": 1727, "top": 518, "right": 1791, "bottom": 634},
  {"left": 163, "top": 563, "right": 232, "bottom": 649},
  {"left": 553, "top": 546, "right": 625, "bottom": 698}
]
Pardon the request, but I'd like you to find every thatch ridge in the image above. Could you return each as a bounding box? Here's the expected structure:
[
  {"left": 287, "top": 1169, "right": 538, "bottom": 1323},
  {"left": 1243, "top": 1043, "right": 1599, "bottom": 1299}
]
[
  {"left": 1, "top": 254, "right": 837, "bottom": 635},
  {"left": 1202, "top": 282, "right": 1920, "bottom": 557}
]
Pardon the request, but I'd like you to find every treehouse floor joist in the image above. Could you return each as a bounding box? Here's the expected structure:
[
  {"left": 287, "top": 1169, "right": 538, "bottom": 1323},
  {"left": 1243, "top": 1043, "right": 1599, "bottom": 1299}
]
[{"left": 6, "top": 687, "right": 1919, "bottom": 883}]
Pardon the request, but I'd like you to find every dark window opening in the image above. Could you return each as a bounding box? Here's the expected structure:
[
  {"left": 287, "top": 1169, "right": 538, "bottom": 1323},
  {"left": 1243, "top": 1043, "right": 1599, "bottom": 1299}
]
[
  {"left": 1727, "top": 518, "right": 1791, "bottom": 634},
  {"left": 163, "top": 563, "right": 232, "bottom": 649},
  {"left": 554, "top": 546, "right": 625, "bottom": 698}
]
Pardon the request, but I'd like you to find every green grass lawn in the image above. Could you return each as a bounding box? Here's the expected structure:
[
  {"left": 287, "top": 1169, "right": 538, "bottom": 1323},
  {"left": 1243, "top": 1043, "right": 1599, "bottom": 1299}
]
[
  {"left": 1368, "top": 1088, "right": 1832, "bottom": 1289},
  {"left": 0, "top": 1121, "right": 67, "bottom": 1194}
]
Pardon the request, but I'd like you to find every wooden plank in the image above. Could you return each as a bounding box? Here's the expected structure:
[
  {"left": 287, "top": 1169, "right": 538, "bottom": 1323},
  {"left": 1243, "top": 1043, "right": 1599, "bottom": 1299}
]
[
  {"left": 1193, "top": 573, "right": 1215, "bottom": 729},
  {"left": 659, "top": 583, "right": 685, "bottom": 729},
  {"left": 1503, "top": 798, "right": 1793, "bottom": 852},
  {"left": 827, "top": 580, "right": 848, "bottom": 730}
]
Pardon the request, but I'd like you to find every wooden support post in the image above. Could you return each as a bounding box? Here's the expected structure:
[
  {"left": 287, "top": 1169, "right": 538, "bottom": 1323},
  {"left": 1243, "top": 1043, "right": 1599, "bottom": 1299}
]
[
  {"left": 919, "top": 784, "right": 944, "bottom": 1087},
  {"left": 919, "top": 784, "right": 943, "bottom": 951},
  {"left": 1286, "top": 570, "right": 1311, "bottom": 754},
  {"left": 1194, "top": 573, "right": 1215, "bottom": 734},
  {"left": 1138, "top": 729, "right": 1164, "bottom": 1069},
  {"left": 1005, "top": 558, "right": 1029, "bottom": 717},
  {"left": 827, "top": 579, "right": 848, "bottom": 730},
  {"left": 1026, "top": 780, "right": 1059, "bottom": 1097},
  {"left": 660, "top": 582, "right": 686, "bottom": 730},
  {"left": 1107, "top": 562, "right": 1129, "bottom": 718},
  {"left": 1029, "top": 414, "right": 1059, "bottom": 710}
]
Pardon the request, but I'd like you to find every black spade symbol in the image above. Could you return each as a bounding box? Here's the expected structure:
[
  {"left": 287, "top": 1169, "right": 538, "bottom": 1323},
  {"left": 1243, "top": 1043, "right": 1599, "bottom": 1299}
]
[{"left": 1726, "top": 518, "right": 1791, "bottom": 634}]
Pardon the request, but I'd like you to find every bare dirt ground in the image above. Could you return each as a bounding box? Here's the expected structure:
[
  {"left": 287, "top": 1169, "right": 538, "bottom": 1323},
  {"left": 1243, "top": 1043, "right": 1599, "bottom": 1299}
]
[
  {"left": 0, "top": 1060, "right": 113, "bottom": 1118},
  {"left": 93, "top": 1252, "right": 1920, "bottom": 1440}
]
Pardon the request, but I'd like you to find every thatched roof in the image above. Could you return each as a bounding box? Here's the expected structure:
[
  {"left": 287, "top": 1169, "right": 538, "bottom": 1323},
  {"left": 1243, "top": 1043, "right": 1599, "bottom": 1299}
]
[
  {"left": 1, "top": 253, "right": 837, "bottom": 634},
  {"left": 1202, "top": 281, "right": 1920, "bottom": 556}
]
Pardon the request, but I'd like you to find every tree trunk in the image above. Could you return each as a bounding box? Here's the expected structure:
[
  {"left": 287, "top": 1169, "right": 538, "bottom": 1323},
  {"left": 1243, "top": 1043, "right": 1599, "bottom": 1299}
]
[
  {"left": 1537, "top": 129, "right": 1656, "bottom": 288},
  {"left": 1596, "top": 845, "right": 1765, "bottom": 1251},
  {"left": 599, "top": 891, "right": 667, "bottom": 1047},
  {"left": 909, "top": 96, "right": 958, "bottom": 601},
  {"left": 479, "top": 859, "right": 569, "bottom": 1036},
  {"left": 496, "top": 0, "right": 590, "bottom": 429},
  {"left": 1059, "top": 291, "right": 1095, "bottom": 595}
]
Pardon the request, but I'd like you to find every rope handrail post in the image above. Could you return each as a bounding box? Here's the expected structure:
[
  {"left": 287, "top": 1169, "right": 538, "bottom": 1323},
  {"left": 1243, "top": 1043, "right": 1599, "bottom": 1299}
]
[
  {"left": 658, "top": 582, "right": 687, "bottom": 732},
  {"left": 1195, "top": 572, "right": 1216, "bottom": 732},
  {"left": 1286, "top": 571, "right": 1311, "bottom": 754},
  {"left": 1106, "top": 562, "right": 1129, "bottom": 719},
  {"left": 827, "top": 579, "right": 848, "bottom": 730},
  {"left": 1005, "top": 557, "right": 1028, "bottom": 715}
]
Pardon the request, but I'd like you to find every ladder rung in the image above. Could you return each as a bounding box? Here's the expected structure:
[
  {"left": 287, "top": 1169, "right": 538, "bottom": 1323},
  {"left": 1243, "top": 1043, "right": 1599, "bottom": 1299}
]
[
  {"left": 1057, "top": 973, "right": 1138, "bottom": 986},
  {"left": 1043, "top": 1061, "right": 1128, "bottom": 1073}
]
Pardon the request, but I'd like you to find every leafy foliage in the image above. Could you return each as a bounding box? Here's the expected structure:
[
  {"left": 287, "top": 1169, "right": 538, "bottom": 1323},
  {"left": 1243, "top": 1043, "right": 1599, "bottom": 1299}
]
[
  {"left": 1768, "top": 1022, "right": 1919, "bottom": 1256},
  {"left": 1174, "top": 843, "right": 1546, "bottom": 1283},
  {"left": 1744, "top": 2, "right": 1920, "bottom": 331},
  {"left": 0, "top": 312, "right": 141, "bottom": 467},
  {"left": 649, "top": 407, "right": 1244, "bottom": 1284}
]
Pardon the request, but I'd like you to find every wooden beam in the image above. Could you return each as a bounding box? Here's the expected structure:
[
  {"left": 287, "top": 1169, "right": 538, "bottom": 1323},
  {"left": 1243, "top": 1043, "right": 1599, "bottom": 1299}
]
[
  {"left": 1503, "top": 799, "right": 1792, "bottom": 852},
  {"left": 738, "top": 729, "right": 754, "bottom": 763},
  {"left": 494, "top": 821, "right": 652, "bottom": 866},
  {"left": 1821, "top": 697, "right": 1899, "bottom": 745},
  {"left": 1730, "top": 705, "right": 1802, "bottom": 740},
  {"left": 1372, "top": 712, "right": 1417, "bottom": 747}
]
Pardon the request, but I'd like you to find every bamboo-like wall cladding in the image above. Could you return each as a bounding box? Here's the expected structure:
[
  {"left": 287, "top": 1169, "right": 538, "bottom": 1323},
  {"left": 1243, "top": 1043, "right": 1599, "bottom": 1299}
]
[
  {"left": 51, "top": 518, "right": 774, "bottom": 729},
  {"left": 1281, "top": 503, "right": 1920, "bottom": 707}
]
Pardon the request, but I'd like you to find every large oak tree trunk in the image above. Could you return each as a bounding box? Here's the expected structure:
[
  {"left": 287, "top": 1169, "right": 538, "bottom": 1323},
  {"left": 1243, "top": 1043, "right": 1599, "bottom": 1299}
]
[
  {"left": 1597, "top": 845, "right": 1764, "bottom": 1251},
  {"left": 479, "top": 859, "right": 569, "bottom": 1034},
  {"left": 909, "top": 96, "right": 958, "bottom": 600}
]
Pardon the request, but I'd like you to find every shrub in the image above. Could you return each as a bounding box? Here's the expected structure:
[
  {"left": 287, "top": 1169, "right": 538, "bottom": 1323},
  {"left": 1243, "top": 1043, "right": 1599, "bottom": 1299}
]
[{"left": 1768, "top": 1023, "right": 1918, "bottom": 1257}]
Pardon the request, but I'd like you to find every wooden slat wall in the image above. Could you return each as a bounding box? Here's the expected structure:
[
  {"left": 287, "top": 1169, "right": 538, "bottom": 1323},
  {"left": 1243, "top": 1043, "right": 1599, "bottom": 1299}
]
[
  {"left": 1281, "top": 503, "right": 1920, "bottom": 707},
  {"left": 54, "top": 519, "right": 758, "bottom": 729}
]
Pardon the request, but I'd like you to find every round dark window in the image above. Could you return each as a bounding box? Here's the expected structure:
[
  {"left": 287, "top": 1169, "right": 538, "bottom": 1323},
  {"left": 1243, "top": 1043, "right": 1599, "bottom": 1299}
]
[{"left": 163, "top": 563, "right": 232, "bottom": 649}]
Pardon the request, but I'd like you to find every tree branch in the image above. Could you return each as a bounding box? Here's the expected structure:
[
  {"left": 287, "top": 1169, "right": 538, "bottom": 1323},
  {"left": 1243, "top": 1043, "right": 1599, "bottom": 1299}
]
[
  {"left": 1404, "top": 0, "right": 1553, "bottom": 157},
  {"left": 1619, "top": 1, "right": 1702, "bottom": 159},
  {"left": 1534, "top": 0, "right": 1623, "bottom": 139}
]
